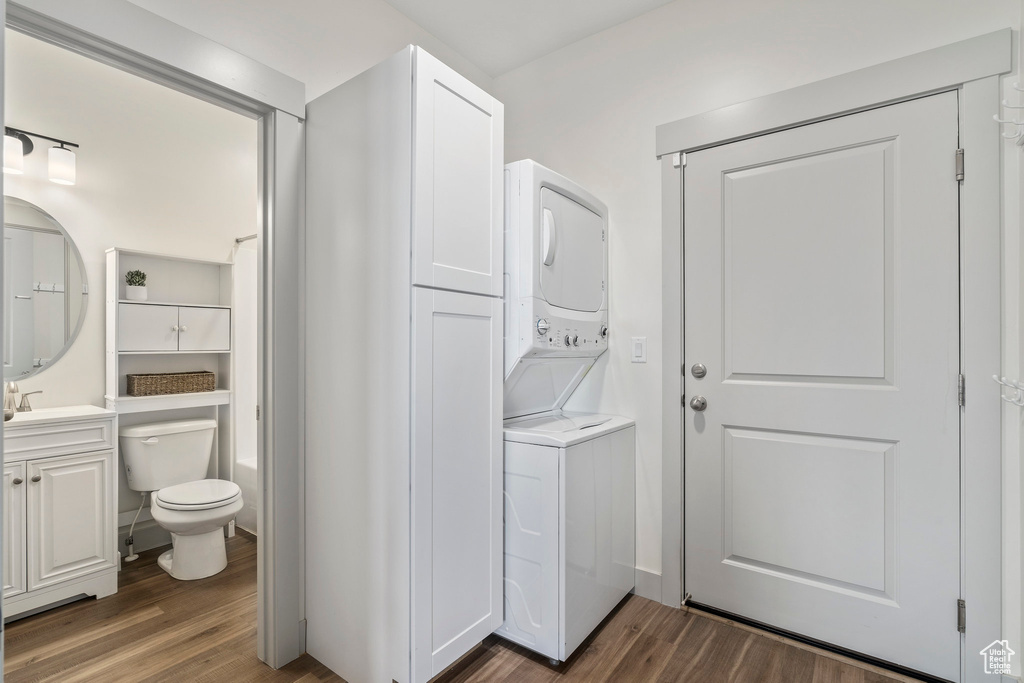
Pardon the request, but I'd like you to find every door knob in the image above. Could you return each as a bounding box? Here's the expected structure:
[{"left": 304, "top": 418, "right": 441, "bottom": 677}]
[
  {"left": 689, "top": 396, "right": 708, "bottom": 412},
  {"left": 30, "top": 475, "right": 41, "bottom": 483},
  {"left": 12, "top": 478, "right": 22, "bottom": 485}
]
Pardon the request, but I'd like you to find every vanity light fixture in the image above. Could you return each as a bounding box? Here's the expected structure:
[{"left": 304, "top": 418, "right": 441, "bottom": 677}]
[{"left": 3, "top": 126, "right": 78, "bottom": 185}]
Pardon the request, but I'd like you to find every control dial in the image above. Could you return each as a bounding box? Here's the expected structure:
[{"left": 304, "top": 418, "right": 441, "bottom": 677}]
[
  {"left": 564, "top": 335, "right": 572, "bottom": 347},
  {"left": 536, "top": 318, "right": 550, "bottom": 336},
  {"left": 599, "top": 325, "right": 608, "bottom": 339},
  {"left": 572, "top": 335, "right": 580, "bottom": 347}
]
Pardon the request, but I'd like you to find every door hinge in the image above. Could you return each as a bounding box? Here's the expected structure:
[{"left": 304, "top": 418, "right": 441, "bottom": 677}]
[
  {"left": 672, "top": 152, "right": 686, "bottom": 169},
  {"left": 256, "top": 405, "right": 261, "bottom": 420},
  {"left": 957, "top": 598, "right": 966, "bottom": 633},
  {"left": 955, "top": 148, "right": 964, "bottom": 182},
  {"left": 958, "top": 374, "right": 965, "bottom": 407}
]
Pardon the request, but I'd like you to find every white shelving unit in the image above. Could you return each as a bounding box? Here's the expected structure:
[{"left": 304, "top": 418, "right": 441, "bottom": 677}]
[{"left": 105, "top": 248, "right": 234, "bottom": 480}]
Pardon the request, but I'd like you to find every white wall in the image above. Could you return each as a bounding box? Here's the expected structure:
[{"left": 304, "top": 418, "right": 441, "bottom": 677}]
[
  {"left": 126, "top": 0, "right": 493, "bottom": 100},
  {"left": 4, "top": 29, "right": 258, "bottom": 409},
  {"left": 491, "top": 0, "right": 1022, "bottom": 582}
]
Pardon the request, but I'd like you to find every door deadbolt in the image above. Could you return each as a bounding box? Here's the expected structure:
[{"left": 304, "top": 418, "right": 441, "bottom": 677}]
[
  {"left": 691, "top": 363, "right": 707, "bottom": 379},
  {"left": 689, "top": 396, "right": 708, "bottom": 412}
]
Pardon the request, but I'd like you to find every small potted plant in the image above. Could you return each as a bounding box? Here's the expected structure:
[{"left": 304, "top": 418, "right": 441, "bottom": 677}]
[{"left": 125, "top": 270, "right": 148, "bottom": 301}]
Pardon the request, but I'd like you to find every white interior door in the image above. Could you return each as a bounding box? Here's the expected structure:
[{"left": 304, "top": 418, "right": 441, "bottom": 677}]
[
  {"left": 683, "top": 92, "right": 960, "bottom": 679},
  {"left": 411, "top": 287, "right": 502, "bottom": 681},
  {"left": 411, "top": 48, "right": 503, "bottom": 298}
]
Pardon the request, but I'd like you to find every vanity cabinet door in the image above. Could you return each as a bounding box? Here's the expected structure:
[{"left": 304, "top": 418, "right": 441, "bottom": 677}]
[
  {"left": 3, "top": 462, "right": 26, "bottom": 599},
  {"left": 27, "top": 451, "right": 116, "bottom": 591},
  {"left": 177, "top": 306, "right": 230, "bottom": 351},
  {"left": 118, "top": 303, "right": 179, "bottom": 351}
]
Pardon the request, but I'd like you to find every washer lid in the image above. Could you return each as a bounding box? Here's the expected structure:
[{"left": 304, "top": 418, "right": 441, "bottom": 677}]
[
  {"left": 157, "top": 479, "right": 240, "bottom": 510},
  {"left": 503, "top": 412, "right": 635, "bottom": 448}
]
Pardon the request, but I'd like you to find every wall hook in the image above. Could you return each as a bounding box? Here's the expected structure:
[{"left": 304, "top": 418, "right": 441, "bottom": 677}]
[{"left": 993, "top": 375, "right": 1024, "bottom": 406}]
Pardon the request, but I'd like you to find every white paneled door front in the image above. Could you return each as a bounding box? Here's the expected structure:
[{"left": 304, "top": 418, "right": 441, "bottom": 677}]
[
  {"left": 411, "top": 48, "right": 503, "bottom": 298},
  {"left": 411, "top": 287, "right": 503, "bottom": 681},
  {"left": 683, "top": 92, "right": 960, "bottom": 679}
]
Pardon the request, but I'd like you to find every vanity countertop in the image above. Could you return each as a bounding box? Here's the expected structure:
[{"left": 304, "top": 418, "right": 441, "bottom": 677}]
[{"left": 4, "top": 405, "right": 115, "bottom": 428}]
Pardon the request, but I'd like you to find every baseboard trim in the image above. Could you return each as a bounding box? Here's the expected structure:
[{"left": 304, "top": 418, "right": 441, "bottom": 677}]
[{"left": 633, "top": 568, "right": 662, "bottom": 602}]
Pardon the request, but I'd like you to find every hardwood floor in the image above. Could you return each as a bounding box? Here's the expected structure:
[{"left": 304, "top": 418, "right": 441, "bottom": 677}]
[
  {"left": 3, "top": 531, "right": 340, "bottom": 683},
  {"left": 5, "top": 533, "right": 921, "bottom": 682},
  {"left": 438, "top": 596, "right": 924, "bottom": 683}
]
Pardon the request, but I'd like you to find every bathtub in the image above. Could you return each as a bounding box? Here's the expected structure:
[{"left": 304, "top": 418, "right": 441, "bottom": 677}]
[{"left": 235, "top": 456, "right": 258, "bottom": 534}]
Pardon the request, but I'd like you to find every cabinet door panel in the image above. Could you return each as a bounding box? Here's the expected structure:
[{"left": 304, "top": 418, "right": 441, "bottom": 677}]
[
  {"left": 177, "top": 307, "right": 230, "bottom": 351},
  {"left": 411, "top": 288, "right": 502, "bottom": 680},
  {"left": 28, "top": 451, "right": 115, "bottom": 590},
  {"left": 412, "top": 48, "right": 503, "bottom": 297},
  {"left": 118, "top": 303, "right": 179, "bottom": 351},
  {"left": 4, "top": 462, "right": 26, "bottom": 599}
]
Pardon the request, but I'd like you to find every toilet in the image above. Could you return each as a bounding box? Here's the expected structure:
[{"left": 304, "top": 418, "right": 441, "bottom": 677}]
[{"left": 119, "top": 419, "right": 243, "bottom": 580}]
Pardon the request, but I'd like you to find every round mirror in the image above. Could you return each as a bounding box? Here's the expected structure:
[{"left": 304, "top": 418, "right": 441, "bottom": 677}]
[{"left": 3, "top": 197, "right": 88, "bottom": 380}]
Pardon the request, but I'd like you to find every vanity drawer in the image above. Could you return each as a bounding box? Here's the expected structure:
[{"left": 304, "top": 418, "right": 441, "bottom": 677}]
[{"left": 4, "top": 419, "right": 115, "bottom": 461}]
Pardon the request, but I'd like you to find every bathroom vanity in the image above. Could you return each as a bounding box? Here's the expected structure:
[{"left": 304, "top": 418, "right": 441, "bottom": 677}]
[{"left": 3, "top": 405, "right": 118, "bottom": 619}]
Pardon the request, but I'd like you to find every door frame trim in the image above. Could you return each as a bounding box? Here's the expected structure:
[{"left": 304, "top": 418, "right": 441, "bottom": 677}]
[
  {"left": 658, "top": 29, "right": 1010, "bottom": 682},
  {"left": 3, "top": 0, "right": 307, "bottom": 669}
]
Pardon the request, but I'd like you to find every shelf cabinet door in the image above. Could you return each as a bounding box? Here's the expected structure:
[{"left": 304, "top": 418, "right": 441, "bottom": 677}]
[
  {"left": 118, "top": 303, "right": 179, "bottom": 351},
  {"left": 28, "top": 451, "right": 116, "bottom": 591},
  {"left": 411, "top": 48, "right": 503, "bottom": 298},
  {"left": 411, "top": 288, "right": 502, "bottom": 681},
  {"left": 178, "top": 306, "right": 230, "bottom": 351},
  {"left": 3, "top": 462, "right": 26, "bottom": 599}
]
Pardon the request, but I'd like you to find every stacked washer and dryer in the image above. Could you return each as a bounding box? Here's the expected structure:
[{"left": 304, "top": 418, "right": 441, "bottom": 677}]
[{"left": 496, "top": 160, "right": 636, "bottom": 664}]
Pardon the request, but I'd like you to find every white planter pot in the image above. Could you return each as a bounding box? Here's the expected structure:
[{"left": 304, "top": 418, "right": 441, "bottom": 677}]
[{"left": 125, "top": 285, "right": 148, "bottom": 301}]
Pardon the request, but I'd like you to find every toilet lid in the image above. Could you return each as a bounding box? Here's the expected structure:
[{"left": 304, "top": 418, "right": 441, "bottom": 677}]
[{"left": 157, "top": 480, "right": 241, "bottom": 510}]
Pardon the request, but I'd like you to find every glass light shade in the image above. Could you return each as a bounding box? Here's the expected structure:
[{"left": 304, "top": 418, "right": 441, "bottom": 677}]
[
  {"left": 48, "top": 145, "right": 75, "bottom": 185},
  {"left": 4, "top": 134, "right": 24, "bottom": 174}
]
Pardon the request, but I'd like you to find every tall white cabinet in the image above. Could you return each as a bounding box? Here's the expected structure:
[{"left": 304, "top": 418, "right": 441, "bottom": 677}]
[{"left": 304, "top": 46, "right": 503, "bottom": 683}]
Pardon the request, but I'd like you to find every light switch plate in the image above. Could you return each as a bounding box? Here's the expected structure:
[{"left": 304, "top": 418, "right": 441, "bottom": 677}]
[{"left": 631, "top": 336, "right": 647, "bottom": 363}]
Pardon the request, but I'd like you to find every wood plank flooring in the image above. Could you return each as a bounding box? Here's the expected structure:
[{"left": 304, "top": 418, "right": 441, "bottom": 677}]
[
  {"left": 4, "top": 531, "right": 340, "bottom": 683},
  {"left": 5, "top": 532, "right": 922, "bottom": 682},
  {"left": 438, "top": 596, "right": 923, "bottom": 683}
]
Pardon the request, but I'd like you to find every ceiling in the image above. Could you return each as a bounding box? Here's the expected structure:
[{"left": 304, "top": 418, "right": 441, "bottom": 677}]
[
  {"left": 379, "top": 0, "right": 676, "bottom": 76},
  {"left": 126, "top": 0, "right": 675, "bottom": 100}
]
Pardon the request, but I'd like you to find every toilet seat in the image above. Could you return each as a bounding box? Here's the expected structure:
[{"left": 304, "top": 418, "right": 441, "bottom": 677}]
[{"left": 156, "top": 480, "right": 241, "bottom": 511}]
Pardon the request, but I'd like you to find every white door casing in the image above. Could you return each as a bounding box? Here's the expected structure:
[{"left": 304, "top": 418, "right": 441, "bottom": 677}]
[
  {"left": 683, "top": 92, "right": 960, "bottom": 678},
  {"left": 411, "top": 287, "right": 503, "bottom": 681}
]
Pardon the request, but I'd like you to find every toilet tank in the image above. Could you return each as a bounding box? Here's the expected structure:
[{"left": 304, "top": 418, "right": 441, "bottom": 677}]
[{"left": 119, "top": 419, "right": 218, "bottom": 492}]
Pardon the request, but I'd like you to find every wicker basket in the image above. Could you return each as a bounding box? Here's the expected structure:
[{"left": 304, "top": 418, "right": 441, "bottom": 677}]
[{"left": 126, "top": 371, "right": 216, "bottom": 396}]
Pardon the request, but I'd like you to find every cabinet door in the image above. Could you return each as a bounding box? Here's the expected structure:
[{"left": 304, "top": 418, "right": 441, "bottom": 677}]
[
  {"left": 411, "top": 288, "right": 502, "bottom": 681},
  {"left": 118, "top": 303, "right": 179, "bottom": 351},
  {"left": 3, "top": 462, "right": 26, "bottom": 599},
  {"left": 177, "top": 306, "right": 230, "bottom": 351},
  {"left": 411, "top": 48, "right": 503, "bottom": 297},
  {"left": 28, "top": 451, "right": 115, "bottom": 591}
]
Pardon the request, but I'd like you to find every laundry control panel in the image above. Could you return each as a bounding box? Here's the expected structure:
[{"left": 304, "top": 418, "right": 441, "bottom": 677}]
[{"left": 515, "top": 301, "right": 608, "bottom": 359}]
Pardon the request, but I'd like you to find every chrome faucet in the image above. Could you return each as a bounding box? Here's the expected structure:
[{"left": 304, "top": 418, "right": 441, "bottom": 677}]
[{"left": 17, "top": 390, "right": 42, "bottom": 412}]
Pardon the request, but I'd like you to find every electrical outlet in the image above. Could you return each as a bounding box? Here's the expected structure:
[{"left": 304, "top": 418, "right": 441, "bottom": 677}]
[{"left": 631, "top": 337, "right": 647, "bottom": 363}]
